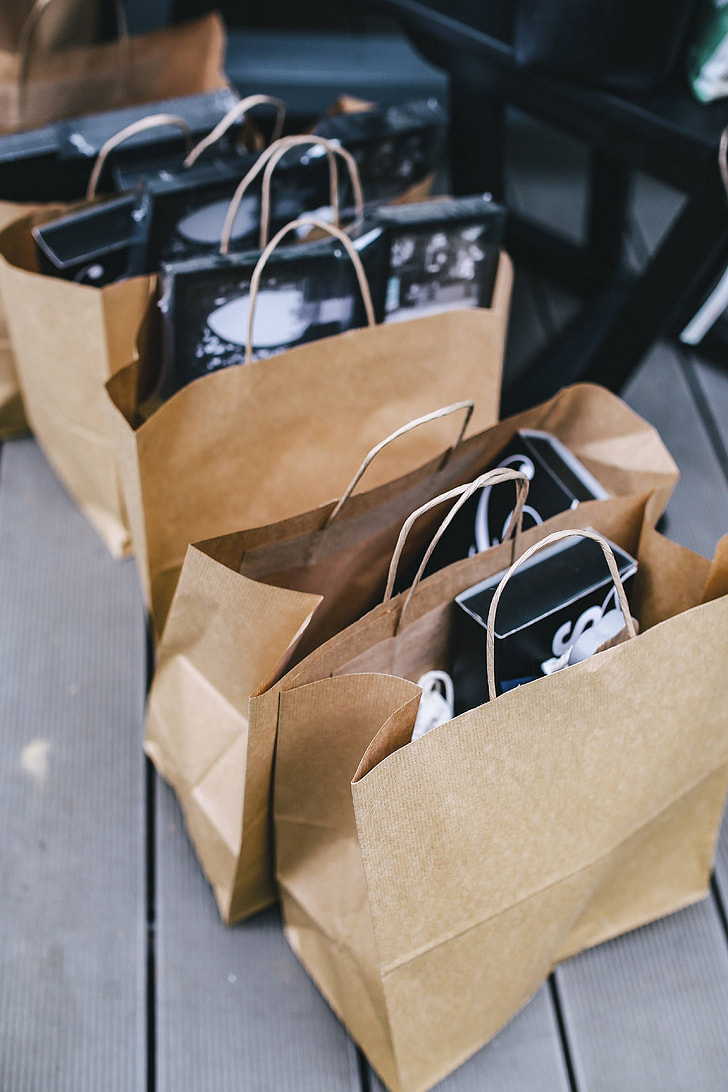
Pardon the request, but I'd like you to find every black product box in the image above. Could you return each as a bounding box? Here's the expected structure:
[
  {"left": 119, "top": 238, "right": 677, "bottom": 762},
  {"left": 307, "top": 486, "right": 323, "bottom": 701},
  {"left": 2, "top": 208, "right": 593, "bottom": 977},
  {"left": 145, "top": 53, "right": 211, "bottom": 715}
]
[
  {"left": 158, "top": 224, "right": 387, "bottom": 395},
  {"left": 313, "top": 98, "right": 447, "bottom": 205},
  {"left": 406, "top": 429, "right": 610, "bottom": 585},
  {"left": 369, "top": 194, "right": 506, "bottom": 323},
  {"left": 0, "top": 124, "right": 59, "bottom": 203},
  {"left": 112, "top": 141, "right": 348, "bottom": 269},
  {"left": 0, "top": 87, "right": 240, "bottom": 203},
  {"left": 32, "top": 192, "right": 151, "bottom": 286},
  {"left": 113, "top": 150, "right": 259, "bottom": 267},
  {"left": 452, "top": 533, "right": 637, "bottom": 711}
]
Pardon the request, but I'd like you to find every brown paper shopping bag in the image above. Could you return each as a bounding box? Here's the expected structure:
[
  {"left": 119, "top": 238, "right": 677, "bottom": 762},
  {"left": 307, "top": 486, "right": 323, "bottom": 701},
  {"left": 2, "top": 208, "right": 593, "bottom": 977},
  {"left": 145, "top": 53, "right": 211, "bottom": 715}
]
[
  {"left": 0, "top": 200, "right": 35, "bottom": 438},
  {"left": 273, "top": 501, "right": 728, "bottom": 1092},
  {"left": 107, "top": 225, "right": 513, "bottom": 631},
  {"left": 145, "top": 406, "right": 507, "bottom": 921},
  {"left": 0, "top": 91, "right": 241, "bottom": 552},
  {"left": 0, "top": 3, "right": 226, "bottom": 135},
  {"left": 146, "top": 382, "right": 679, "bottom": 924},
  {"left": 0, "top": 203, "right": 155, "bottom": 556}
]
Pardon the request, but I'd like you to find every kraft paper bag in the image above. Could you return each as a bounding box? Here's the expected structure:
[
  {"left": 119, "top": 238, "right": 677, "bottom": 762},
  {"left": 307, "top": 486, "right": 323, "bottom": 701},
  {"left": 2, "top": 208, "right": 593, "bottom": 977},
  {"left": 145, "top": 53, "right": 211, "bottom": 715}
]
[
  {"left": 273, "top": 510, "right": 728, "bottom": 1092},
  {"left": 0, "top": 9, "right": 227, "bottom": 135},
  {"left": 0, "top": 206, "right": 155, "bottom": 556},
  {"left": 0, "top": 201, "right": 35, "bottom": 439},
  {"left": 0, "top": 0, "right": 100, "bottom": 53},
  {"left": 106, "top": 248, "right": 513, "bottom": 633},
  {"left": 0, "top": 6, "right": 227, "bottom": 443},
  {"left": 145, "top": 382, "right": 679, "bottom": 923}
]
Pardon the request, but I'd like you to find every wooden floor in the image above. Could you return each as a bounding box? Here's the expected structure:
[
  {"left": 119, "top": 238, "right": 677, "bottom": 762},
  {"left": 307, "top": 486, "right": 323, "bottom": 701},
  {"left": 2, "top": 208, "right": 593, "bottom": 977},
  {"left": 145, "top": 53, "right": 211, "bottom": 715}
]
[{"left": 2, "top": 112, "right": 728, "bottom": 1091}]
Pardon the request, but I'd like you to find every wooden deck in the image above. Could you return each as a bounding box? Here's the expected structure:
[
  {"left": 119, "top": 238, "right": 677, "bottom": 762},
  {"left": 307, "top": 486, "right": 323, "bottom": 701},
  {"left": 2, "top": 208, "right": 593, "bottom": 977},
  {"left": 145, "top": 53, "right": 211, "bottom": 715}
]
[{"left": 2, "top": 109, "right": 728, "bottom": 1091}]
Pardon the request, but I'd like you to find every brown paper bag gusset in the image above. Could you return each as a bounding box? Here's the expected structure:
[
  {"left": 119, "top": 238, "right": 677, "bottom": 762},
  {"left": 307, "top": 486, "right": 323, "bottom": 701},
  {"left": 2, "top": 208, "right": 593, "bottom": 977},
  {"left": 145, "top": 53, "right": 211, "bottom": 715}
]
[
  {"left": 145, "top": 382, "right": 678, "bottom": 924},
  {"left": 272, "top": 501, "right": 728, "bottom": 1092}
]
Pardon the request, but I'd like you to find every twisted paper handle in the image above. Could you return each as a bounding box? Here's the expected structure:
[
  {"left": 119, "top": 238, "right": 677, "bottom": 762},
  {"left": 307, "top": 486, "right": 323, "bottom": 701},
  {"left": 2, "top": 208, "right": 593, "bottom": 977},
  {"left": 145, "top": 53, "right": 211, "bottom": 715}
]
[
  {"left": 244, "top": 216, "right": 376, "bottom": 364},
  {"left": 325, "top": 402, "right": 475, "bottom": 528},
  {"left": 183, "top": 94, "right": 287, "bottom": 167},
  {"left": 385, "top": 468, "right": 530, "bottom": 635},
  {"left": 86, "top": 113, "right": 193, "bottom": 200},
  {"left": 485, "top": 527, "right": 636, "bottom": 701}
]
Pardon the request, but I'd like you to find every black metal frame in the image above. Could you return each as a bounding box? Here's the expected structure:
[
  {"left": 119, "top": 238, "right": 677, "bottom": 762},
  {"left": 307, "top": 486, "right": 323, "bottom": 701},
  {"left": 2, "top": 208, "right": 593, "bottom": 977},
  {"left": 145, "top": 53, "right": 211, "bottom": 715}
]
[{"left": 370, "top": 0, "right": 728, "bottom": 412}]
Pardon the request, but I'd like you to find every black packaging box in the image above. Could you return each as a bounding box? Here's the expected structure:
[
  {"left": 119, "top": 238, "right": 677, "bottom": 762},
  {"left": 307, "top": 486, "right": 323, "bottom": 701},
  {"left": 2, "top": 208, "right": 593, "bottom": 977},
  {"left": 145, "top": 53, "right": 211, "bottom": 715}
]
[
  {"left": 158, "top": 224, "right": 387, "bottom": 395},
  {"left": 112, "top": 141, "right": 349, "bottom": 269},
  {"left": 452, "top": 533, "right": 637, "bottom": 711},
  {"left": 313, "top": 98, "right": 447, "bottom": 205},
  {"left": 0, "top": 87, "right": 240, "bottom": 203},
  {"left": 370, "top": 194, "right": 506, "bottom": 323},
  {"left": 32, "top": 192, "right": 151, "bottom": 285},
  {"left": 406, "top": 429, "right": 610, "bottom": 585},
  {"left": 113, "top": 151, "right": 259, "bottom": 268}
]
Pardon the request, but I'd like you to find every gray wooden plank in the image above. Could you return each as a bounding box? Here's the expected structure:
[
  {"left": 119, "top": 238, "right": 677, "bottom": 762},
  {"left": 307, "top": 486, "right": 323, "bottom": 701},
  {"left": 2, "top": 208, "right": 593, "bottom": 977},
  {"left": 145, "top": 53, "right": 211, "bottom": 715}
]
[
  {"left": 558, "top": 900, "right": 728, "bottom": 1092},
  {"left": 0, "top": 438, "right": 147, "bottom": 1092},
  {"left": 154, "top": 778, "right": 362, "bottom": 1092},
  {"left": 368, "top": 986, "right": 570, "bottom": 1092}
]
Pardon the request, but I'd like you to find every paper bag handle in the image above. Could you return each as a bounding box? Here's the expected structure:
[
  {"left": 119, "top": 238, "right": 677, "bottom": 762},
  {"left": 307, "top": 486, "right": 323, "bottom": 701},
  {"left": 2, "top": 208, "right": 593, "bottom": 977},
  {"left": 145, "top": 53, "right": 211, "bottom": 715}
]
[
  {"left": 18, "top": 0, "right": 129, "bottom": 118},
  {"left": 485, "top": 528, "right": 637, "bottom": 702},
  {"left": 219, "top": 134, "right": 363, "bottom": 255},
  {"left": 245, "top": 216, "right": 376, "bottom": 364},
  {"left": 325, "top": 401, "right": 475, "bottom": 528},
  {"left": 86, "top": 113, "right": 194, "bottom": 200},
  {"left": 385, "top": 468, "right": 530, "bottom": 632},
  {"left": 218, "top": 137, "right": 336, "bottom": 256},
  {"left": 258, "top": 135, "right": 364, "bottom": 247},
  {"left": 183, "top": 94, "right": 287, "bottom": 167}
]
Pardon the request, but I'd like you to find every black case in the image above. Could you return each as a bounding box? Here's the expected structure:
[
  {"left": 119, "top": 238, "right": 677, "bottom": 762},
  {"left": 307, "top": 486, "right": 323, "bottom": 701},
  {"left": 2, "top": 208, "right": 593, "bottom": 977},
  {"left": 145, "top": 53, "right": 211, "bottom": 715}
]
[
  {"left": 158, "top": 225, "right": 387, "bottom": 395},
  {"left": 32, "top": 192, "right": 151, "bottom": 285},
  {"left": 313, "top": 98, "right": 448, "bottom": 204},
  {"left": 0, "top": 87, "right": 240, "bottom": 203},
  {"left": 365, "top": 194, "right": 506, "bottom": 324},
  {"left": 399, "top": 429, "right": 609, "bottom": 588},
  {"left": 453, "top": 533, "right": 637, "bottom": 710}
]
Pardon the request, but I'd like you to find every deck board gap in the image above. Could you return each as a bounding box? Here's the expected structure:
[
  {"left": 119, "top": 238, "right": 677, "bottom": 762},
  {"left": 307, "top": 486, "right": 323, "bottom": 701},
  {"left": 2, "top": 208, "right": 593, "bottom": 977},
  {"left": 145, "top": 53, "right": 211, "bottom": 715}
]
[
  {"left": 145, "top": 622, "right": 157, "bottom": 1092},
  {"left": 146, "top": 758, "right": 157, "bottom": 1092},
  {"left": 710, "top": 875, "right": 728, "bottom": 949},
  {"left": 357, "top": 1049, "right": 372, "bottom": 1092},
  {"left": 547, "top": 974, "right": 580, "bottom": 1092}
]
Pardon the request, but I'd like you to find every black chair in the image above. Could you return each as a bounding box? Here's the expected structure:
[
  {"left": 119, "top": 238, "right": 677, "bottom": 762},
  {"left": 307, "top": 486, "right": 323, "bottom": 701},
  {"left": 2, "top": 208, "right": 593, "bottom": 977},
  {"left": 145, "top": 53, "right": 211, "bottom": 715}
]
[{"left": 363, "top": 0, "right": 728, "bottom": 412}]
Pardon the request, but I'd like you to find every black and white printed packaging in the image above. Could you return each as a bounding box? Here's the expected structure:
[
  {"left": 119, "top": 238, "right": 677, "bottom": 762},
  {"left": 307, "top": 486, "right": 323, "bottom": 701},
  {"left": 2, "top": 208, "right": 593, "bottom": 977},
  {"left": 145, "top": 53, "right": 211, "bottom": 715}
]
[
  {"left": 112, "top": 150, "right": 260, "bottom": 267},
  {"left": 158, "top": 225, "right": 387, "bottom": 395},
  {"left": 368, "top": 193, "right": 506, "bottom": 323},
  {"left": 112, "top": 142, "right": 347, "bottom": 269},
  {"left": 452, "top": 533, "right": 637, "bottom": 711}
]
